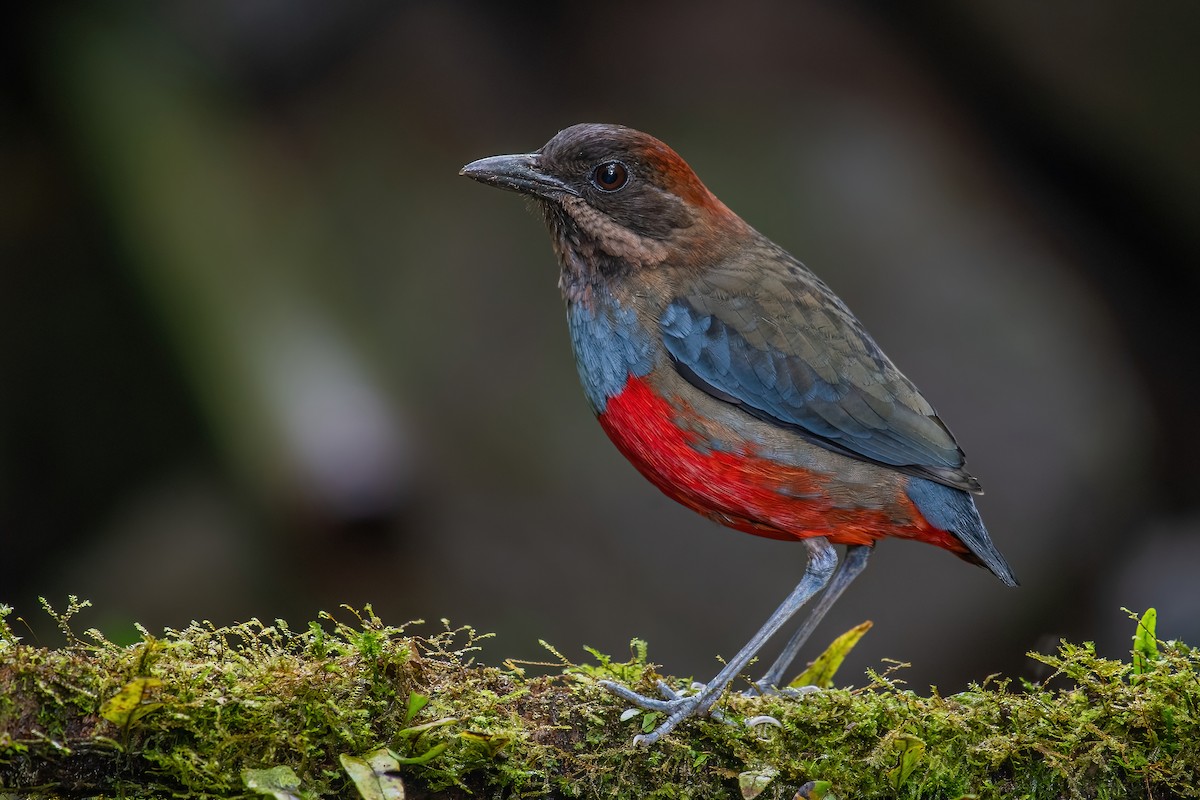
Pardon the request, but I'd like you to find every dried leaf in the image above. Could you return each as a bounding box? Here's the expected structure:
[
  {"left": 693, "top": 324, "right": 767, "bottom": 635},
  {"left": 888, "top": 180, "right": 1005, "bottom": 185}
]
[
  {"left": 340, "top": 751, "right": 406, "bottom": 800},
  {"left": 739, "top": 766, "right": 778, "bottom": 799}
]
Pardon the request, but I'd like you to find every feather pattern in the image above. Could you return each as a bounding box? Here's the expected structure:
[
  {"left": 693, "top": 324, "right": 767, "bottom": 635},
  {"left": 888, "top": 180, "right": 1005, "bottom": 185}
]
[{"left": 659, "top": 250, "right": 981, "bottom": 493}]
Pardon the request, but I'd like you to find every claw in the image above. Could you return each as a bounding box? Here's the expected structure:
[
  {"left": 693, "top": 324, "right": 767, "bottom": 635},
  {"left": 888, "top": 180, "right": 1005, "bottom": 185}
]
[
  {"left": 599, "top": 680, "right": 675, "bottom": 712},
  {"left": 600, "top": 538, "right": 843, "bottom": 745},
  {"left": 745, "top": 714, "right": 783, "bottom": 730},
  {"left": 604, "top": 676, "right": 815, "bottom": 743},
  {"left": 601, "top": 679, "right": 721, "bottom": 744},
  {"left": 744, "top": 680, "right": 823, "bottom": 699},
  {"left": 655, "top": 680, "right": 682, "bottom": 701}
]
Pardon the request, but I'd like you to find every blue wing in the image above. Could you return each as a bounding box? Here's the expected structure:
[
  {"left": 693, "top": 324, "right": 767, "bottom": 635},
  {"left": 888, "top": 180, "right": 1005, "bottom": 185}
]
[{"left": 659, "top": 276, "right": 980, "bottom": 493}]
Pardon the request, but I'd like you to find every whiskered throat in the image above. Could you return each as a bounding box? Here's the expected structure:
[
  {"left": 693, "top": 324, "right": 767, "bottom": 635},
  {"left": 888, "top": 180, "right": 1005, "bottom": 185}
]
[{"left": 542, "top": 201, "right": 654, "bottom": 305}]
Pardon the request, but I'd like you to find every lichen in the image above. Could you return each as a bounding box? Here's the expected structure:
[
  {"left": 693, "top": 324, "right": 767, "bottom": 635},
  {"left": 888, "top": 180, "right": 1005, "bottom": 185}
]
[{"left": 0, "top": 602, "right": 1197, "bottom": 799}]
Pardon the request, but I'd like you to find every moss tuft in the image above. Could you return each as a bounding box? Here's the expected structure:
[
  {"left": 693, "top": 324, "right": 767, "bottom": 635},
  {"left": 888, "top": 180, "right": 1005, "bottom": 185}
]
[{"left": 1, "top": 603, "right": 1198, "bottom": 798}]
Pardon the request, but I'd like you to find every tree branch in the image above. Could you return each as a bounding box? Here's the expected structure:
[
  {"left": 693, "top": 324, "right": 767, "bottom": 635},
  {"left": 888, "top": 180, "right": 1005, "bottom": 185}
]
[{"left": 0, "top": 601, "right": 1195, "bottom": 799}]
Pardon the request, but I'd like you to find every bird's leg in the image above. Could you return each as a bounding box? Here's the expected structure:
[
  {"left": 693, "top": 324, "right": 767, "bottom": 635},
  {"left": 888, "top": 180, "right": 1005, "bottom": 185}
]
[
  {"left": 602, "top": 537, "right": 837, "bottom": 745},
  {"left": 747, "top": 543, "right": 871, "bottom": 695}
]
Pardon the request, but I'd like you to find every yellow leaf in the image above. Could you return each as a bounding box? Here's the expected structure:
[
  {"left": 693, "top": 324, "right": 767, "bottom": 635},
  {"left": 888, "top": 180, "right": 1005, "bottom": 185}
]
[
  {"left": 886, "top": 734, "right": 926, "bottom": 790},
  {"left": 99, "top": 677, "right": 163, "bottom": 726},
  {"left": 790, "top": 622, "right": 872, "bottom": 689}
]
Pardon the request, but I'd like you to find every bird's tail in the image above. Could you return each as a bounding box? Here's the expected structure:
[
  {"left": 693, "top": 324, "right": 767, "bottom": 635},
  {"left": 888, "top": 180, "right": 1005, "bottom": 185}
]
[{"left": 906, "top": 477, "right": 1018, "bottom": 587}]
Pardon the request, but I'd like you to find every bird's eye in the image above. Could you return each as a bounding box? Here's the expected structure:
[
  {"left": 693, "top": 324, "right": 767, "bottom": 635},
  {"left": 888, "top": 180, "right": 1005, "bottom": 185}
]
[{"left": 591, "top": 161, "right": 629, "bottom": 192}]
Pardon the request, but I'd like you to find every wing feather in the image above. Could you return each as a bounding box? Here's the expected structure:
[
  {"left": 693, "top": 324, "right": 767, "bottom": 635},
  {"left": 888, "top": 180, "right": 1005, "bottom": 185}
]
[{"left": 659, "top": 259, "right": 981, "bottom": 493}]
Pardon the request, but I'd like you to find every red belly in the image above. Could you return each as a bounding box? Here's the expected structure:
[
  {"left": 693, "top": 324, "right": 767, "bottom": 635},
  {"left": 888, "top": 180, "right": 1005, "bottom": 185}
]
[{"left": 597, "top": 375, "right": 967, "bottom": 554}]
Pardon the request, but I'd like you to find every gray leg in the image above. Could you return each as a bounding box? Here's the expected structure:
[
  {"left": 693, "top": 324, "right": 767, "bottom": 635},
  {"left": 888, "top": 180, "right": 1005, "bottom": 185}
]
[
  {"left": 749, "top": 543, "right": 871, "bottom": 693},
  {"left": 601, "top": 537, "right": 838, "bottom": 745}
]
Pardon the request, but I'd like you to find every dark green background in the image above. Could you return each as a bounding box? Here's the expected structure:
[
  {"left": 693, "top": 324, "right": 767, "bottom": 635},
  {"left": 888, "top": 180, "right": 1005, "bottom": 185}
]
[{"left": 3, "top": 1, "right": 1197, "bottom": 693}]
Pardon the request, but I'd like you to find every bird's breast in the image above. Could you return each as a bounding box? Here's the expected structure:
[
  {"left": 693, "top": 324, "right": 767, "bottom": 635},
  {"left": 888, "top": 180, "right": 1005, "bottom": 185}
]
[{"left": 566, "top": 298, "right": 656, "bottom": 412}]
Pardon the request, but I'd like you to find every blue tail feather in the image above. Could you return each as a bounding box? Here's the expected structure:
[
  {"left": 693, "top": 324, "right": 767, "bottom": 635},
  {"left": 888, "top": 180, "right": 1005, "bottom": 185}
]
[{"left": 905, "top": 477, "right": 1018, "bottom": 587}]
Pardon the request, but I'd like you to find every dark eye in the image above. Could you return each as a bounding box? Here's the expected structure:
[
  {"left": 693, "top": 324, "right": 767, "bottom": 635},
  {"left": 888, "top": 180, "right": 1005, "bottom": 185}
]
[{"left": 591, "top": 161, "right": 629, "bottom": 192}]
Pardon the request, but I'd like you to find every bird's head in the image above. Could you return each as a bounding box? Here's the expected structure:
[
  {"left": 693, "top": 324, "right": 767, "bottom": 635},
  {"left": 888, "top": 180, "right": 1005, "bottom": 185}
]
[{"left": 461, "top": 124, "right": 748, "bottom": 294}]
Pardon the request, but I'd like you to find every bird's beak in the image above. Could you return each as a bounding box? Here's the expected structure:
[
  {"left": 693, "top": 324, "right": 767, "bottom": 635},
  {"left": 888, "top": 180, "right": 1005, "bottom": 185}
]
[{"left": 459, "top": 153, "right": 578, "bottom": 199}]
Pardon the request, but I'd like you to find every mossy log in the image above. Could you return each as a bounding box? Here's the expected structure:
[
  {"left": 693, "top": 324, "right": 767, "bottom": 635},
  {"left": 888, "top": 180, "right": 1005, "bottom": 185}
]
[{"left": 1, "top": 600, "right": 1197, "bottom": 799}]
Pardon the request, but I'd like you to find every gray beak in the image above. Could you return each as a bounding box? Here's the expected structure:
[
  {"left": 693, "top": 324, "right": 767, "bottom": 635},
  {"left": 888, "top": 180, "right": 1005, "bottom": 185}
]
[{"left": 459, "top": 153, "right": 578, "bottom": 199}]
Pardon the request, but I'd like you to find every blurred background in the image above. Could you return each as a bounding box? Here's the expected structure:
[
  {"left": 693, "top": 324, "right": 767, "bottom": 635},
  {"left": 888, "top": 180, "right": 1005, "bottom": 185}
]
[{"left": 3, "top": 0, "right": 1198, "bottom": 692}]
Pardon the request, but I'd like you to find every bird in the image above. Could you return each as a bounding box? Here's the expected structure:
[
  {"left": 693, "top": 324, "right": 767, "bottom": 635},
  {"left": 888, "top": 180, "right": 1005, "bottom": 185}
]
[{"left": 460, "top": 123, "right": 1016, "bottom": 745}]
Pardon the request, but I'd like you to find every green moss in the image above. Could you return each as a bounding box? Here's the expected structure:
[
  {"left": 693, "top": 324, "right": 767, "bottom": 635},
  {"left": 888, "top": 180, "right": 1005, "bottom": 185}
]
[{"left": 1, "top": 602, "right": 1198, "bottom": 799}]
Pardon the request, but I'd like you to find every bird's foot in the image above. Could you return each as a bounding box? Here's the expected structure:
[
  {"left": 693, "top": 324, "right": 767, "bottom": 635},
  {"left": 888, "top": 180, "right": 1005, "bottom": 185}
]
[
  {"left": 742, "top": 680, "right": 823, "bottom": 699},
  {"left": 601, "top": 679, "right": 726, "bottom": 745}
]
